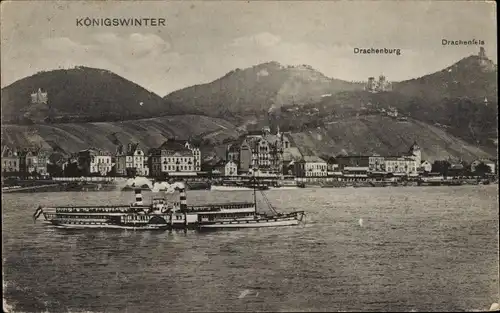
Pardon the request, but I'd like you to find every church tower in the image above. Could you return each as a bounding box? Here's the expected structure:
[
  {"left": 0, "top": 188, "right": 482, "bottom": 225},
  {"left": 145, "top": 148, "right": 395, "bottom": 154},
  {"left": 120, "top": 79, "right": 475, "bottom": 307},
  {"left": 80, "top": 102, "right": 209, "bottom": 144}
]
[{"left": 408, "top": 141, "right": 421, "bottom": 165}]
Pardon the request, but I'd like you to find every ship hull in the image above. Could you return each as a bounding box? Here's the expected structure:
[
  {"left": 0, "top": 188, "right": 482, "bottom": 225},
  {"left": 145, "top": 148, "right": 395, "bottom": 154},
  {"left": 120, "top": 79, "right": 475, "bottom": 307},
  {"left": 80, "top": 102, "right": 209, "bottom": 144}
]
[
  {"left": 49, "top": 222, "right": 169, "bottom": 230},
  {"left": 198, "top": 212, "right": 305, "bottom": 230},
  {"left": 198, "top": 219, "right": 300, "bottom": 229},
  {"left": 209, "top": 185, "right": 297, "bottom": 191}
]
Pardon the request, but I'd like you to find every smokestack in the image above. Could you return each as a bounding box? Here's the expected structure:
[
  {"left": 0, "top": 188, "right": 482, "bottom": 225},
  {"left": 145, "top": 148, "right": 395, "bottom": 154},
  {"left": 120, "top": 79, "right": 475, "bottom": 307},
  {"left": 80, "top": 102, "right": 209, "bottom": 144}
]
[
  {"left": 135, "top": 189, "right": 143, "bottom": 205},
  {"left": 179, "top": 188, "right": 187, "bottom": 212}
]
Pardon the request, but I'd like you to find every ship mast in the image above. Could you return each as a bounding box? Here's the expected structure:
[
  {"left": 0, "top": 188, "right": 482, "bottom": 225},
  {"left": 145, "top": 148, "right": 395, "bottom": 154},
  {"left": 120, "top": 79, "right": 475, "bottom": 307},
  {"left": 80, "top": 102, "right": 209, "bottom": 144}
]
[{"left": 253, "top": 168, "right": 257, "bottom": 214}]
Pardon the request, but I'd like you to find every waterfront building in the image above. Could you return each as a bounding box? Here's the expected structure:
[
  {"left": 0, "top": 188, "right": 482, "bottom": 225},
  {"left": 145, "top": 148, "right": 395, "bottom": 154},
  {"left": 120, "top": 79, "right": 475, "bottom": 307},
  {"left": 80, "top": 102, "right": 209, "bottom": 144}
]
[
  {"left": 419, "top": 160, "right": 432, "bottom": 173},
  {"left": 1, "top": 146, "right": 20, "bottom": 173},
  {"left": 343, "top": 166, "right": 369, "bottom": 180},
  {"left": 182, "top": 140, "right": 201, "bottom": 172},
  {"left": 336, "top": 155, "right": 385, "bottom": 172},
  {"left": 326, "top": 162, "right": 342, "bottom": 177},
  {"left": 237, "top": 128, "right": 284, "bottom": 174},
  {"left": 382, "top": 142, "right": 420, "bottom": 176},
  {"left": 384, "top": 156, "right": 418, "bottom": 176},
  {"left": 115, "top": 143, "right": 149, "bottom": 177},
  {"left": 149, "top": 140, "right": 197, "bottom": 178},
  {"left": 18, "top": 147, "right": 49, "bottom": 176},
  {"left": 333, "top": 142, "right": 420, "bottom": 176},
  {"left": 78, "top": 149, "right": 113, "bottom": 176},
  {"left": 294, "top": 156, "right": 327, "bottom": 177},
  {"left": 212, "top": 160, "right": 238, "bottom": 177}
]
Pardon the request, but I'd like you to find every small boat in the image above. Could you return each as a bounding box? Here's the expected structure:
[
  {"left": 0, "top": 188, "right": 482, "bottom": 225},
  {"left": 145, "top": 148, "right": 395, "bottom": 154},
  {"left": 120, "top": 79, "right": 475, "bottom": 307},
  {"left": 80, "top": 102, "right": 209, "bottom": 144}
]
[
  {"left": 210, "top": 180, "right": 270, "bottom": 191},
  {"left": 121, "top": 183, "right": 151, "bottom": 191},
  {"left": 321, "top": 181, "right": 347, "bottom": 188},
  {"left": 185, "top": 181, "right": 211, "bottom": 190}
]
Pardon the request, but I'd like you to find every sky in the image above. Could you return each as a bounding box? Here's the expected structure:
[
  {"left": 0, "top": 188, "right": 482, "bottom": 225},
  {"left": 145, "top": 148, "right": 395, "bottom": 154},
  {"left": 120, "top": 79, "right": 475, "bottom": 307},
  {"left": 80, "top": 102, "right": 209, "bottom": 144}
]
[{"left": 1, "top": 1, "right": 497, "bottom": 96}]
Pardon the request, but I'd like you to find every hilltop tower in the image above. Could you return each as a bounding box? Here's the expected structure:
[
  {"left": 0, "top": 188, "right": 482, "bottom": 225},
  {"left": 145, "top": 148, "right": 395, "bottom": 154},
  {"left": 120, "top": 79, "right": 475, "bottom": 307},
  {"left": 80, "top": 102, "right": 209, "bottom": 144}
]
[
  {"left": 366, "top": 77, "right": 376, "bottom": 92},
  {"left": 408, "top": 141, "right": 421, "bottom": 165},
  {"left": 479, "top": 46, "right": 486, "bottom": 59},
  {"left": 477, "top": 46, "right": 495, "bottom": 71}
]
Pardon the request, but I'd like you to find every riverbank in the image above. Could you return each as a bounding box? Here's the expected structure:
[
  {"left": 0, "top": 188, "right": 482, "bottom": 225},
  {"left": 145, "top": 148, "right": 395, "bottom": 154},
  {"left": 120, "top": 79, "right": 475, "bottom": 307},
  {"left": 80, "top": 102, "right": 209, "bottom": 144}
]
[
  {"left": 2, "top": 177, "right": 497, "bottom": 193},
  {"left": 2, "top": 179, "right": 117, "bottom": 193},
  {"left": 304, "top": 177, "right": 497, "bottom": 188}
]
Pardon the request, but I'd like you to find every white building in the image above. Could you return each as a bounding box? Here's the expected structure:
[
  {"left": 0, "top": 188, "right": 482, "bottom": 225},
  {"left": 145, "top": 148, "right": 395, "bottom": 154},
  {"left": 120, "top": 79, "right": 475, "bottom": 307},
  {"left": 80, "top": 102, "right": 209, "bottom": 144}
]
[
  {"left": 213, "top": 160, "right": 238, "bottom": 177},
  {"left": 419, "top": 160, "right": 432, "bottom": 173},
  {"left": 149, "top": 140, "right": 197, "bottom": 178},
  {"left": 384, "top": 156, "right": 418, "bottom": 176},
  {"left": 294, "top": 156, "right": 327, "bottom": 177},
  {"left": 183, "top": 141, "right": 201, "bottom": 172}
]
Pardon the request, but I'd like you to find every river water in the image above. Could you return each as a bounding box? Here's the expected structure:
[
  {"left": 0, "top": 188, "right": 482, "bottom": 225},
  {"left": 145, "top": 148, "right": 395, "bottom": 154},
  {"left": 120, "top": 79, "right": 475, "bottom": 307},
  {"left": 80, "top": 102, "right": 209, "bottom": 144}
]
[{"left": 2, "top": 186, "right": 499, "bottom": 312}]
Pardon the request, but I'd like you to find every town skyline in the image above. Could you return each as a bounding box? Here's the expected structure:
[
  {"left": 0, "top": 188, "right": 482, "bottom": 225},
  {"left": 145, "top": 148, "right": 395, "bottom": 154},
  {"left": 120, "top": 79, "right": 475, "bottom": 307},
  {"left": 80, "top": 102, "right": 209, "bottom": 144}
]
[{"left": 1, "top": 1, "right": 497, "bottom": 95}]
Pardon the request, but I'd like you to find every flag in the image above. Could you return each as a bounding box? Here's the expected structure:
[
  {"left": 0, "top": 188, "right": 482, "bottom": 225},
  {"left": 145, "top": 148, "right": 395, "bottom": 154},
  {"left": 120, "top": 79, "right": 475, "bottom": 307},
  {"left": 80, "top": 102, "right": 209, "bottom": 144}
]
[{"left": 33, "top": 205, "right": 44, "bottom": 223}]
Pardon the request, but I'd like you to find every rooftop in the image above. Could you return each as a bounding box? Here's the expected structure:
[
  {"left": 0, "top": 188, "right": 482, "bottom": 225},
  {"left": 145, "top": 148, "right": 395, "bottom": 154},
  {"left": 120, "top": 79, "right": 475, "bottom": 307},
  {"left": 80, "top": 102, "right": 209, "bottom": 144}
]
[{"left": 300, "top": 155, "right": 326, "bottom": 163}]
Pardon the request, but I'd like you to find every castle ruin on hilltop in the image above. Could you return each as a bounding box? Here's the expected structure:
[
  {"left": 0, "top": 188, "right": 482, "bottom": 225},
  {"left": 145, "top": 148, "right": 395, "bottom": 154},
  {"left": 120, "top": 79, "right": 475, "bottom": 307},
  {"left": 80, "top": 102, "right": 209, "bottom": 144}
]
[
  {"left": 31, "top": 88, "right": 48, "bottom": 105},
  {"left": 365, "top": 75, "right": 392, "bottom": 93}
]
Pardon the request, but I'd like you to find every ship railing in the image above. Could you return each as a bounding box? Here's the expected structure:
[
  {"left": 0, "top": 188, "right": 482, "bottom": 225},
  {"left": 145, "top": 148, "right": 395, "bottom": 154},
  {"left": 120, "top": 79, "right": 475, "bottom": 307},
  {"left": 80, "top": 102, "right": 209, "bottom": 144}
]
[
  {"left": 188, "top": 203, "right": 254, "bottom": 211},
  {"left": 55, "top": 206, "right": 150, "bottom": 214},
  {"left": 57, "top": 218, "right": 110, "bottom": 223}
]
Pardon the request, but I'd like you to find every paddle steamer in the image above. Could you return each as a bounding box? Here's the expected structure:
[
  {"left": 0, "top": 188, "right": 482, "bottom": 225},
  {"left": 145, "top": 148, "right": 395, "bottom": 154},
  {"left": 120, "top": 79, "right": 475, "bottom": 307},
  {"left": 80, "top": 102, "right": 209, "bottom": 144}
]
[{"left": 34, "top": 182, "right": 305, "bottom": 230}]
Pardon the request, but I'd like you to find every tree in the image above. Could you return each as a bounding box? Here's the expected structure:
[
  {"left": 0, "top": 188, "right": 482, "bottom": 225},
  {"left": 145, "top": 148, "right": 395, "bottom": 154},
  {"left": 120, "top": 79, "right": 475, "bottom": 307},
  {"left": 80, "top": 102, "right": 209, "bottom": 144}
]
[
  {"left": 47, "top": 163, "right": 63, "bottom": 177},
  {"left": 432, "top": 160, "right": 451, "bottom": 177},
  {"left": 126, "top": 167, "right": 137, "bottom": 178},
  {"left": 326, "top": 156, "right": 337, "bottom": 165},
  {"left": 474, "top": 162, "right": 492, "bottom": 178},
  {"left": 64, "top": 162, "right": 83, "bottom": 177},
  {"left": 106, "top": 165, "right": 117, "bottom": 177}
]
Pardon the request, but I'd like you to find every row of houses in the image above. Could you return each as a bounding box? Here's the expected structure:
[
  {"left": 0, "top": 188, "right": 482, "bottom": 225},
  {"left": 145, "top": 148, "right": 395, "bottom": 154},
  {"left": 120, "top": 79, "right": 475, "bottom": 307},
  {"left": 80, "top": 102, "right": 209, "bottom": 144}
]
[
  {"left": 1, "top": 146, "right": 49, "bottom": 176},
  {"left": 1, "top": 139, "right": 201, "bottom": 178},
  {"left": 2, "top": 136, "right": 496, "bottom": 179},
  {"left": 71, "top": 140, "right": 201, "bottom": 177},
  {"left": 215, "top": 134, "right": 497, "bottom": 178},
  {"left": 213, "top": 129, "right": 423, "bottom": 178}
]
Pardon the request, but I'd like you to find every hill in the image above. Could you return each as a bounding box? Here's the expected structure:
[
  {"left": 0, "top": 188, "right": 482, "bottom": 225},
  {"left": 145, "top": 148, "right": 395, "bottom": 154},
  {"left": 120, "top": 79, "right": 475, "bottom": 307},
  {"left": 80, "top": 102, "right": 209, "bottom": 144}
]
[
  {"left": 393, "top": 53, "right": 497, "bottom": 102},
  {"left": 0, "top": 115, "right": 240, "bottom": 156},
  {"left": 163, "top": 62, "right": 364, "bottom": 119},
  {"left": 1, "top": 66, "right": 183, "bottom": 124},
  {"left": 286, "top": 115, "right": 494, "bottom": 163},
  {"left": 1, "top": 113, "right": 493, "bottom": 163}
]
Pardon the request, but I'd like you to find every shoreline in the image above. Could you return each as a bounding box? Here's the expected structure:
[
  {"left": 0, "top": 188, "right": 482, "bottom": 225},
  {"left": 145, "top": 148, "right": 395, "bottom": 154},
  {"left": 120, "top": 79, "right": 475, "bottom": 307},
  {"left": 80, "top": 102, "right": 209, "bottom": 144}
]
[{"left": 2, "top": 180, "right": 497, "bottom": 194}]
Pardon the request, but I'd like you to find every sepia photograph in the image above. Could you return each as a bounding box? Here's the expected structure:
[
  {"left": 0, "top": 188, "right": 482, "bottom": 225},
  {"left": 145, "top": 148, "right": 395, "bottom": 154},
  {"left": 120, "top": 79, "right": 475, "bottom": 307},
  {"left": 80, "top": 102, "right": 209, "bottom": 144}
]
[{"left": 1, "top": 1, "right": 498, "bottom": 312}]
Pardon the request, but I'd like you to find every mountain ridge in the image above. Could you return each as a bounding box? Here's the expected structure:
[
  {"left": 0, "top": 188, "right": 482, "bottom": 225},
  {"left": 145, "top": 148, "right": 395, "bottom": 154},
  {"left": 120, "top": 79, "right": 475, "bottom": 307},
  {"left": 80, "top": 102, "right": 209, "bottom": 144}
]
[
  {"left": 1, "top": 66, "right": 185, "bottom": 124},
  {"left": 164, "top": 50, "right": 497, "bottom": 120}
]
